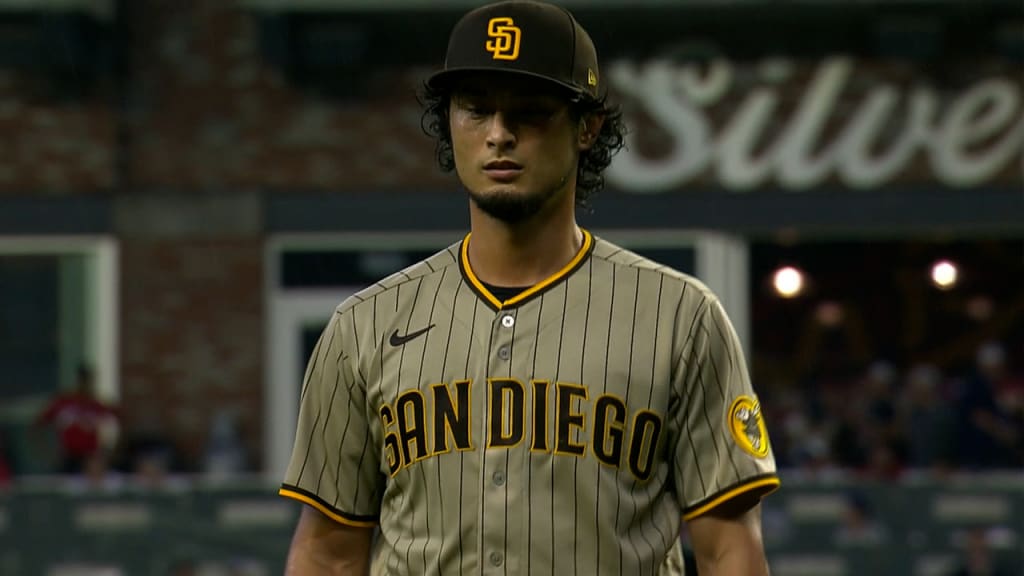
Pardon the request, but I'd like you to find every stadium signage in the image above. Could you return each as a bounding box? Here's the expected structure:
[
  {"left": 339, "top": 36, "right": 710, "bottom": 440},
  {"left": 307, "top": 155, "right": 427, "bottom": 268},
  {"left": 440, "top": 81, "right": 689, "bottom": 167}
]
[{"left": 606, "top": 56, "right": 1024, "bottom": 192}]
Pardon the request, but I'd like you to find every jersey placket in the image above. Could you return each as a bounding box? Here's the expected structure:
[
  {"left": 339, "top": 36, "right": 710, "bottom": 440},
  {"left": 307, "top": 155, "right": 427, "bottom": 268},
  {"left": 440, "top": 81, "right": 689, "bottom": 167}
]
[{"left": 478, "top": 307, "right": 519, "bottom": 575}]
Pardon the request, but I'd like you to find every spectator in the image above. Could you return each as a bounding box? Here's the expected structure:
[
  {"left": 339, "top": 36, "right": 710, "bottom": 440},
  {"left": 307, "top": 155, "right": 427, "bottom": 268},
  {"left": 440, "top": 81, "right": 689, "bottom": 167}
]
[
  {"left": 990, "top": 344, "right": 1024, "bottom": 467},
  {"left": 831, "top": 394, "right": 869, "bottom": 469},
  {"left": 119, "top": 428, "right": 189, "bottom": 491},
  {"left": 130, "top": 447, "right": 175, "bottom": 491},
  {"left": 862, "top": 361, "right": 899, "bottom": 439},
  {"left": 954, "top": 342, "right": 1018, "bottom": 468},
  {"left": 202, "top": 408, "right": 249, "bottom": 480},
  {"left": 860, "top": 360, "right": 910, "bottom": 477},
  {"left": 829, "top": 360, "right": 904, "bottom": 474},
  {"left": 899, "top": 363, "right": 955, "bottom": 471},
  {"left": 34, "top": 364, "right": 119, "bottom": 475},
  {"left": 862, "top": 439, "right": 904, "bottom": 480}
]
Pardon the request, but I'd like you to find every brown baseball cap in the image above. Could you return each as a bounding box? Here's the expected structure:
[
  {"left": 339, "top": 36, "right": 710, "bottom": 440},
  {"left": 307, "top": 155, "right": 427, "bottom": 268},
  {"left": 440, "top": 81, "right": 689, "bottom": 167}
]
[{"left": 427, "top": 0, "right": 602, "bottom": 100}]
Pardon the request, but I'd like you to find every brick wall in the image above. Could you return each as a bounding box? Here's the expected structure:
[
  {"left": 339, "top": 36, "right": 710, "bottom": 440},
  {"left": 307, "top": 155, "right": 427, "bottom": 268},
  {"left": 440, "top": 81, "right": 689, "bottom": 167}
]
[
  {"left": 0, "top": 67, "right": 116, "bottom": 193},
  {"left": 119, "top": 237, "right": 263, "bottom": 471},
  {"left": 120, "top": 0, "right": 442, "bottom": 192}
]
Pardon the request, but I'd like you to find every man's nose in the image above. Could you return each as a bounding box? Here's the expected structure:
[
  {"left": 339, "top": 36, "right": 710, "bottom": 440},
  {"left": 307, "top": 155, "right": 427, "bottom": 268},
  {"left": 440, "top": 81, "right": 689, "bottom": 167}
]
[{"left": 485, "top": 111, "right": 517, "bottom": 150}]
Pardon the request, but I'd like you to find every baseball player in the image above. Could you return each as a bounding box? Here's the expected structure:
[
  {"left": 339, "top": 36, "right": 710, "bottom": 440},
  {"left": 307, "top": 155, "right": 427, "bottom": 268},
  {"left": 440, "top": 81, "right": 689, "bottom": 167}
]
[{"left": 279, "top": 1, "right": 780, "bottom": 574}]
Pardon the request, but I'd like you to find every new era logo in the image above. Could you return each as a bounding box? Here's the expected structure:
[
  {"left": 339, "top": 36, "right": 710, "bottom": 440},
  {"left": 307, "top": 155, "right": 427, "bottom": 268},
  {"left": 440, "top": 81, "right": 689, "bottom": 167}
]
[{"left": 486, "top": 17, "right": 520, "bottom": 61}]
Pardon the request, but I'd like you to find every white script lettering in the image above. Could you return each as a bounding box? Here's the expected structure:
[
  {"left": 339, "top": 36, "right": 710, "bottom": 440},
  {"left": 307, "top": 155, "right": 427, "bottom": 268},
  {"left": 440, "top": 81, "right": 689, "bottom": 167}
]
[{"left": 607, "top": 57, "right": 1024, "bottom": 192}]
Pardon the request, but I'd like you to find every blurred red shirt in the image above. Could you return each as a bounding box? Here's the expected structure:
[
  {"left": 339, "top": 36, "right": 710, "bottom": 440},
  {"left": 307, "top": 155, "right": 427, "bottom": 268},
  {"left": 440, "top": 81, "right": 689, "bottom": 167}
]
[{"left": 36, "top": 393, "right": 117, "bottom": 458}]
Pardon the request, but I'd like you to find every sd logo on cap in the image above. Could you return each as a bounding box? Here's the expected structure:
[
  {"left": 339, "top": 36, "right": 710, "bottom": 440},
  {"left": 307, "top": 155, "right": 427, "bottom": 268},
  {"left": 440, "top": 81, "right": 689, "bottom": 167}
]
[
  {"left": 486, "top": 17, "right": 521, "bottom": 60},
  {"left": 428, "top": 0, "right": 602, "bottom": 101}
]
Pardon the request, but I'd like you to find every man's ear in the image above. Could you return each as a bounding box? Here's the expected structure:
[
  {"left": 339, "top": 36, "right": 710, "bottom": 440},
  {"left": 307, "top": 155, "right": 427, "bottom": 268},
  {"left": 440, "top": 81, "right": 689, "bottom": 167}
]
[{"left": 578, "top": 113, "right": 606, "bottom": 150}]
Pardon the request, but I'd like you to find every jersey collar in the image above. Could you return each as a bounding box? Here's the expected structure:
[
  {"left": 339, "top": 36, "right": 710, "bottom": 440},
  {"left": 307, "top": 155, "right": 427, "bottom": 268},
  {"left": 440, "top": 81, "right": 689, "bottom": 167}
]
[{"left": 459, "top": 228, "right": 595, "bottom": 311}]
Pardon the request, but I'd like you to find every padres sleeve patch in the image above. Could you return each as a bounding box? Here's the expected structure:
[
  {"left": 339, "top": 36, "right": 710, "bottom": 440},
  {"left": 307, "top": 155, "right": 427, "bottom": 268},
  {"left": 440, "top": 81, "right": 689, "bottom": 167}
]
[{"left": 728, "top": 396, "right": 770, "bottom": 458}]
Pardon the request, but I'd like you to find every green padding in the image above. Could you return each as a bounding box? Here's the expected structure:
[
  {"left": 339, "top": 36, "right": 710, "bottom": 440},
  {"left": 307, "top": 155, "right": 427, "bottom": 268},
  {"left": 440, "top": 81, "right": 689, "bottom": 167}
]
[{"left": 2, "top": 477, "right": 1020, "bottom": 575}]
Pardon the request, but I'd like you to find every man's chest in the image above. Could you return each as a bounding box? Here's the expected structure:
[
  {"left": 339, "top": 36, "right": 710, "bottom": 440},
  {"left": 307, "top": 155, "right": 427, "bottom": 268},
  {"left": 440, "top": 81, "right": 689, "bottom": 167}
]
[{"left": 360, "top": 297, "right": 676, "bottom": 480}]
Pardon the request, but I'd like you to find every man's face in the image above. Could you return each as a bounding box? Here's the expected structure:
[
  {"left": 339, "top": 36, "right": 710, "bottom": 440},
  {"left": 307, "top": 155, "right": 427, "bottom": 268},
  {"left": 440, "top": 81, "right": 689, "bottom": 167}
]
[{"left": 448, "top": 73, "right": 582, "bottom": 223}]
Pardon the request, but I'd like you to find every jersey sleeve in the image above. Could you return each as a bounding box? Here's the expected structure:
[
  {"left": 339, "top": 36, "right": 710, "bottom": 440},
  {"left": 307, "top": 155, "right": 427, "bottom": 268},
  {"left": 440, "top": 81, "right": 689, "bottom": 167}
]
[
  {"left": 668, "top": 293, "right": 780, "bottom": 521},
  {"left": 279, "top": 309, "right": 382, "bottom": 527}
]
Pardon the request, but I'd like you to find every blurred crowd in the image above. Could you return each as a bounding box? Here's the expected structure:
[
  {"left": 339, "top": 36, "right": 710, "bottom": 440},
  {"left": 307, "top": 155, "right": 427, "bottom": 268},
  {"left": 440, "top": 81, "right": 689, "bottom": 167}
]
[
  {"left": 0, "top": 364, "right": 250, "bottom": 492},
  {"left": 1, "top": 341, "right": 1021, "bottom": 492},
  {"left": 766, "top": 339, "right": 1024, "bottom": 479}
]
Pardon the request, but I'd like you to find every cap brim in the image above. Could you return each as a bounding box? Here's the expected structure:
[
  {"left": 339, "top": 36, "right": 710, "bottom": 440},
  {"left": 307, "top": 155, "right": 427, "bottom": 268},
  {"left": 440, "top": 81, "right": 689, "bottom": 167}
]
[{"left": 426, "top": 67, "right": 587, "bottom": 99}]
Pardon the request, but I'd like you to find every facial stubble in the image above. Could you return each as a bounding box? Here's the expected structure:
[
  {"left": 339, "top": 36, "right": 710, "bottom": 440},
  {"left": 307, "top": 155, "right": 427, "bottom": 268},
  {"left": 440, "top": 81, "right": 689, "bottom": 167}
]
[{"left": 468, "top": 168, "right": 574, "bottom": 224}]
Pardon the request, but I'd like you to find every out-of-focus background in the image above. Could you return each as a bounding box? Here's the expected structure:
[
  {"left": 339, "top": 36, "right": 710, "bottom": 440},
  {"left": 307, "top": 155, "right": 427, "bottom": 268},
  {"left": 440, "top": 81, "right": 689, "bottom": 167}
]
[{"left": 0, "top": 0, "right": 1021, "bottom": 575}]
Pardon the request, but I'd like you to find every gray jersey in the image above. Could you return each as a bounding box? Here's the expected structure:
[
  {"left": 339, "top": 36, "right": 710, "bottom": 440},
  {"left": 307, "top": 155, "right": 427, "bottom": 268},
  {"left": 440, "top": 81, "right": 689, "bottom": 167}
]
[{"left": 280, "top": 229, "right": 779, "bottom": 575}]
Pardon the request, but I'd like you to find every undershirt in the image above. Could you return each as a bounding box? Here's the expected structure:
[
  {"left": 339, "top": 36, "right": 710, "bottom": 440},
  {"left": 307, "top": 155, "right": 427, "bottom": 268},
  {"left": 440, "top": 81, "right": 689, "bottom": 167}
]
[{"left": 481, "top": 282, "right": 529, "bottom": 303}]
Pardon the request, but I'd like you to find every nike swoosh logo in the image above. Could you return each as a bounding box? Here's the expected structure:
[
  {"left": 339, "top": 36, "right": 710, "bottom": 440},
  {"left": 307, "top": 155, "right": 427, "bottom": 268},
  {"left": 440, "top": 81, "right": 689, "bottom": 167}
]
[{"left": 389, "top": 324, "right": 436, "bottom": 346}]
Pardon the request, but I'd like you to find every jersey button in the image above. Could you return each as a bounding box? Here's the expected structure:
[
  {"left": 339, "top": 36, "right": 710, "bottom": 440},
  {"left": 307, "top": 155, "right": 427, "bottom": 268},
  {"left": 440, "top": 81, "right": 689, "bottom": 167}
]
[
  {"left": 500, "top": 314, "right": 515, "bottom": 328},
  {"left": 497, "top": 346, "right": 510, "bottom": 360},
  {"left": 489, "top": 552, "right": 504, "bottom": 567},
  {"left": 492, "top": 470, "right": 506, "bottom": 486}
]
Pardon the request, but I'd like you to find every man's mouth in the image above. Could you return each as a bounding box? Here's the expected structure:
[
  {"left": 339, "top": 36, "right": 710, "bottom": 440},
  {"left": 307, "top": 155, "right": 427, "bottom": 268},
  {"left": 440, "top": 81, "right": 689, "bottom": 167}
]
[{"left": 484, "top": 160, "right": 523, "bottom": 181}]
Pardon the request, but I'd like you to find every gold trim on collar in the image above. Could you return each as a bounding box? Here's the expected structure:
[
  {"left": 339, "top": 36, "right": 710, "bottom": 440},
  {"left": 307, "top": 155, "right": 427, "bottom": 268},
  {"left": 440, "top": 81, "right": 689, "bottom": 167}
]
[{"left": 461, "top": 229, "right": 593, "bottom": 310}]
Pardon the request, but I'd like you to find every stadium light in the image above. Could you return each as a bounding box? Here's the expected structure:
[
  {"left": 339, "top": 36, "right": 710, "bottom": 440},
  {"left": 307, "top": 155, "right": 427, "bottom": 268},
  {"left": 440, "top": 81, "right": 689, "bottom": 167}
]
[
  {"left": 930, "top": 259, "right": 958, "bottom": 290},
  {"left": 773, "top": 266, "right": 804, "bottom": 298}
]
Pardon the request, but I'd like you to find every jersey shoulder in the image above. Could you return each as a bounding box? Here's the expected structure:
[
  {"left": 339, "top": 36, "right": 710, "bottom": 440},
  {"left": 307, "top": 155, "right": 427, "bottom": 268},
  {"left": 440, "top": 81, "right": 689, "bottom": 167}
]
[
  {"left": 591, "top": 235, "right": 717, "bottom": 302},
  {"left": 333, "top": 241, "right": 462, "bottom": 316}
]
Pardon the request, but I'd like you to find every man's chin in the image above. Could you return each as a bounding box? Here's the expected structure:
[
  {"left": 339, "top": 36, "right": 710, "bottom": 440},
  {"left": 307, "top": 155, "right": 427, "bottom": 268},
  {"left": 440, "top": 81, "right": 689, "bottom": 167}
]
[{"left": 468, "top": 189, "right": 547, "bottom": 224}]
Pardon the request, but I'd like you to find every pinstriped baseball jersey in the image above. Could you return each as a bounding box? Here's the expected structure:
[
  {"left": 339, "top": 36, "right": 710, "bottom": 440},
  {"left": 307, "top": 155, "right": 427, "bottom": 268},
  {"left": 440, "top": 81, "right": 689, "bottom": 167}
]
[{"left": 279, "top": 228, "right": 780, "bottom": 575}]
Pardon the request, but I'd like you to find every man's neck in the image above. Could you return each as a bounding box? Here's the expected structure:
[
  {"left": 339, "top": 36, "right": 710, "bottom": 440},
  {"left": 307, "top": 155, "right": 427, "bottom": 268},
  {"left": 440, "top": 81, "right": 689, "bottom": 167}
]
[{"left": 466, "top": 207, "right": 583, "bottom": 288}]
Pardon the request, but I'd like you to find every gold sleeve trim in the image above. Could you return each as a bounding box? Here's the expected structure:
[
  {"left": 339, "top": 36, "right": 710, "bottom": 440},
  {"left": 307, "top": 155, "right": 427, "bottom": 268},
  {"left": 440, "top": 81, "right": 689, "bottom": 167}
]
[
  {"left": 682, "top": 476, "right": 781, "bottom": 521},
  {"left": 278, "top": 488, "right": 378, "bottom": 528}
]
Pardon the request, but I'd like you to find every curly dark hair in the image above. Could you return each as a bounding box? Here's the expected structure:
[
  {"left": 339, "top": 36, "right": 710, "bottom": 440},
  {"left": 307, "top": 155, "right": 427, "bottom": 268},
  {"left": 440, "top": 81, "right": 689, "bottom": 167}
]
[{"left": 419, "top": 80, "right": 627, "bottom": 212}]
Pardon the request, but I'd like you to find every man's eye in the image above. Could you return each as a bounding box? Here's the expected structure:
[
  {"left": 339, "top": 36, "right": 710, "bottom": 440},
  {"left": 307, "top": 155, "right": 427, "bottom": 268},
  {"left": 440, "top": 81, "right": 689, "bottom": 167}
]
[{"left": 464, "top": 106, "right": 489, "bottom": 117}]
